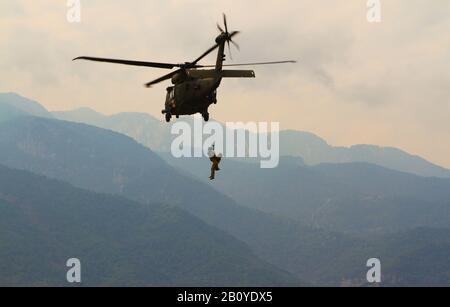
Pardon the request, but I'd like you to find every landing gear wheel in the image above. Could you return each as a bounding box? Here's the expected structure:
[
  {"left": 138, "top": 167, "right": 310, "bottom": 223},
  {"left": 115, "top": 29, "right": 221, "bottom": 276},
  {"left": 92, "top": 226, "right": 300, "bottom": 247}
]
[
  {"left": 165, "top": 112, "right": 172, "bottom": 123},
  {"left": 202, "top": 112, "right": 210, "bottom": 122},
  {"left": 176, "top": 115, "right": 179, "bottom": 119}
]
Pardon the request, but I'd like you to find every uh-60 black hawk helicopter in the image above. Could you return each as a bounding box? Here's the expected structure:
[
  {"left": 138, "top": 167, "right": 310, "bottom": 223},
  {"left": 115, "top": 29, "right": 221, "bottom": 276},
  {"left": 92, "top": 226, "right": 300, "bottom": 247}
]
[{"left": 73, "top": 14, "right": 296, "bottom": 122}]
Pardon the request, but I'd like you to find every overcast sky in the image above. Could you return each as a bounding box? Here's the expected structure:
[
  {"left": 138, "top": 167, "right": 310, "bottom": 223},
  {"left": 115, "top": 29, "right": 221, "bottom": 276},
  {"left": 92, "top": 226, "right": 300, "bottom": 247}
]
[{"left": 1, "top": 0, "right": 449, "bottom": 167}]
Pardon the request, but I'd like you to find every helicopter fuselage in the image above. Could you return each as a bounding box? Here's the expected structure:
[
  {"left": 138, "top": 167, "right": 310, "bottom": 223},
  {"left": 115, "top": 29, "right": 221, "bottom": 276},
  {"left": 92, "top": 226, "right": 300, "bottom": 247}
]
[
  {"left": 162, "top": 68, "right": 256, "bottom": 122},
  {"left": 163, "top": 71, "right": 222, "bottom": 121}
]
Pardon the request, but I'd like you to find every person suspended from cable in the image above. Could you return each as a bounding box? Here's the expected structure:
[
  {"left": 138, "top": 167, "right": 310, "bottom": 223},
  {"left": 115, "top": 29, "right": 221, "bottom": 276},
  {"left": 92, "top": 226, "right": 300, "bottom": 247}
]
[{"left": 208, "top": 144, "right": 222, "bottom": 180}]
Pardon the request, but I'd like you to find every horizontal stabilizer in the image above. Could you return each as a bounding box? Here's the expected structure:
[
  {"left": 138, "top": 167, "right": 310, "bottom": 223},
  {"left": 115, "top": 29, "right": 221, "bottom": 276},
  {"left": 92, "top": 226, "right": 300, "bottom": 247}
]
[
  {"left": 221, "top": 70, "right": 255, "bottom": 78},
  {"left": 186, "top": 69, "right": 255, "bottom": 79}
]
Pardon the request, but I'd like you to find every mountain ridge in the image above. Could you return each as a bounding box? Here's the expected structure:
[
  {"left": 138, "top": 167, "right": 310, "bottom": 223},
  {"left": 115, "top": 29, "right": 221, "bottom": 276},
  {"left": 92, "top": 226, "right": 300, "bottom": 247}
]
[
  {"left": 54, "top": 104, "right": 450, "bottom": 178},
  {"left": 163, "top": 154, "right": 450, "bottom": 235},
  {"left": 1, "top": 95, "right": 450, "bottom": 285},
  {"left": 2, "top": 92, "right": 446, "bottom": 177},
  {"left": 0, "top": 92, "right": 53, "bottom": 119},
  {"left": 0, "top": 163, "right": 299, "bottom": 286}
]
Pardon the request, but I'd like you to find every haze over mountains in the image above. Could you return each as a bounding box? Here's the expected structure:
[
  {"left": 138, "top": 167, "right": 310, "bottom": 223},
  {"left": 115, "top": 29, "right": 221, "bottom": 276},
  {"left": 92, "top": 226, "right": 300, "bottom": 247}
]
[
  {"left": 51, "top": 99, "right": 450, "bottom": 179},
  {"left": 164, "top": 156, "right": 450, "bottom": 235},
  {"left": 1, "top": 92, "right": 450, "bottom": 286}
]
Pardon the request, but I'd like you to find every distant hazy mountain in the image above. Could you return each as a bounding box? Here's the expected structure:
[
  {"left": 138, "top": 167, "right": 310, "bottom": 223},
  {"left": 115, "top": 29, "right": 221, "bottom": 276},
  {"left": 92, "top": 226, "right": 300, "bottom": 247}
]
[
  {"left": 163, "top": 155, "right": 450, "bottom": 235},
  {"left": 0, "top": 164, "right": 298, "bottom": 286},
  {"left": 280, "top": 130, "right": 450, "bottom": 178},
  {"left": 0, "top": 101, "right": 26, "bottom": 122},
  {"left": 0, "top": 92, "right": 52, "bottom": 120},
  {"left": 53, "top": 106, "right": 450, "bottom": 178},
  {"left": 2, "top": 92, "right": 447, "bottom": 177},
  {"left": 54, "top": 107, "right": 172, "bottom": 152}
]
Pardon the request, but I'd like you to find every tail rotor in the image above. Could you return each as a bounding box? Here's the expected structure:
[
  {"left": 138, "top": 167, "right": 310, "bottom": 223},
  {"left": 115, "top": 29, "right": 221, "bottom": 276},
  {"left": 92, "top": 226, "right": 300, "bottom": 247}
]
[{"left": 217, "top": 14, "right": 240, "bottom": 59}]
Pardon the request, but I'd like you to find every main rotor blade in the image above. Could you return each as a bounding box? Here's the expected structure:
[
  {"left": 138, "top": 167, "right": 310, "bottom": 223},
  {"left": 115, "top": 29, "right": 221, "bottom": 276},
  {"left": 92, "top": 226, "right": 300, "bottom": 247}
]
[
  {"left": 190, "top": 31, "right": 241, "bottom": 67},
  {"left": 144, "top": 69, "right": 181, "bottom": 88},
  {"left": 230, "top": 39, "right": 240, "bottom": 51},
  {"left": 229, "top": 31, "right": 240, "bottom": 39},
  {"left": 73, "top": 56, "right": 179, "bottom": 69},
  {"left": 192, "top": 31, "right": 240, "bottom": 65},
  {"left": 201, "top": 60, "right": 297, "bottom": 67},
  {"left": 227, "top": 41, "right": 233, "bottom": 60},
  {"left": 217, "top": 23, "right": 224, "bottom": 33},
  {"left": 223, "top": 13, "right": 228, "bottom": 34},
  {"left": 192, "top": 44, "right": 220, "bottom": 65}
]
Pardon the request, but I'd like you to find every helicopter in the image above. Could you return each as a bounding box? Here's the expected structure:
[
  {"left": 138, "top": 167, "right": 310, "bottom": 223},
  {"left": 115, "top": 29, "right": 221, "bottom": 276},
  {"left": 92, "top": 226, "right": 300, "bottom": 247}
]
[{"left": 73, "top": 14, "right": 296, "bottom": 122}]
